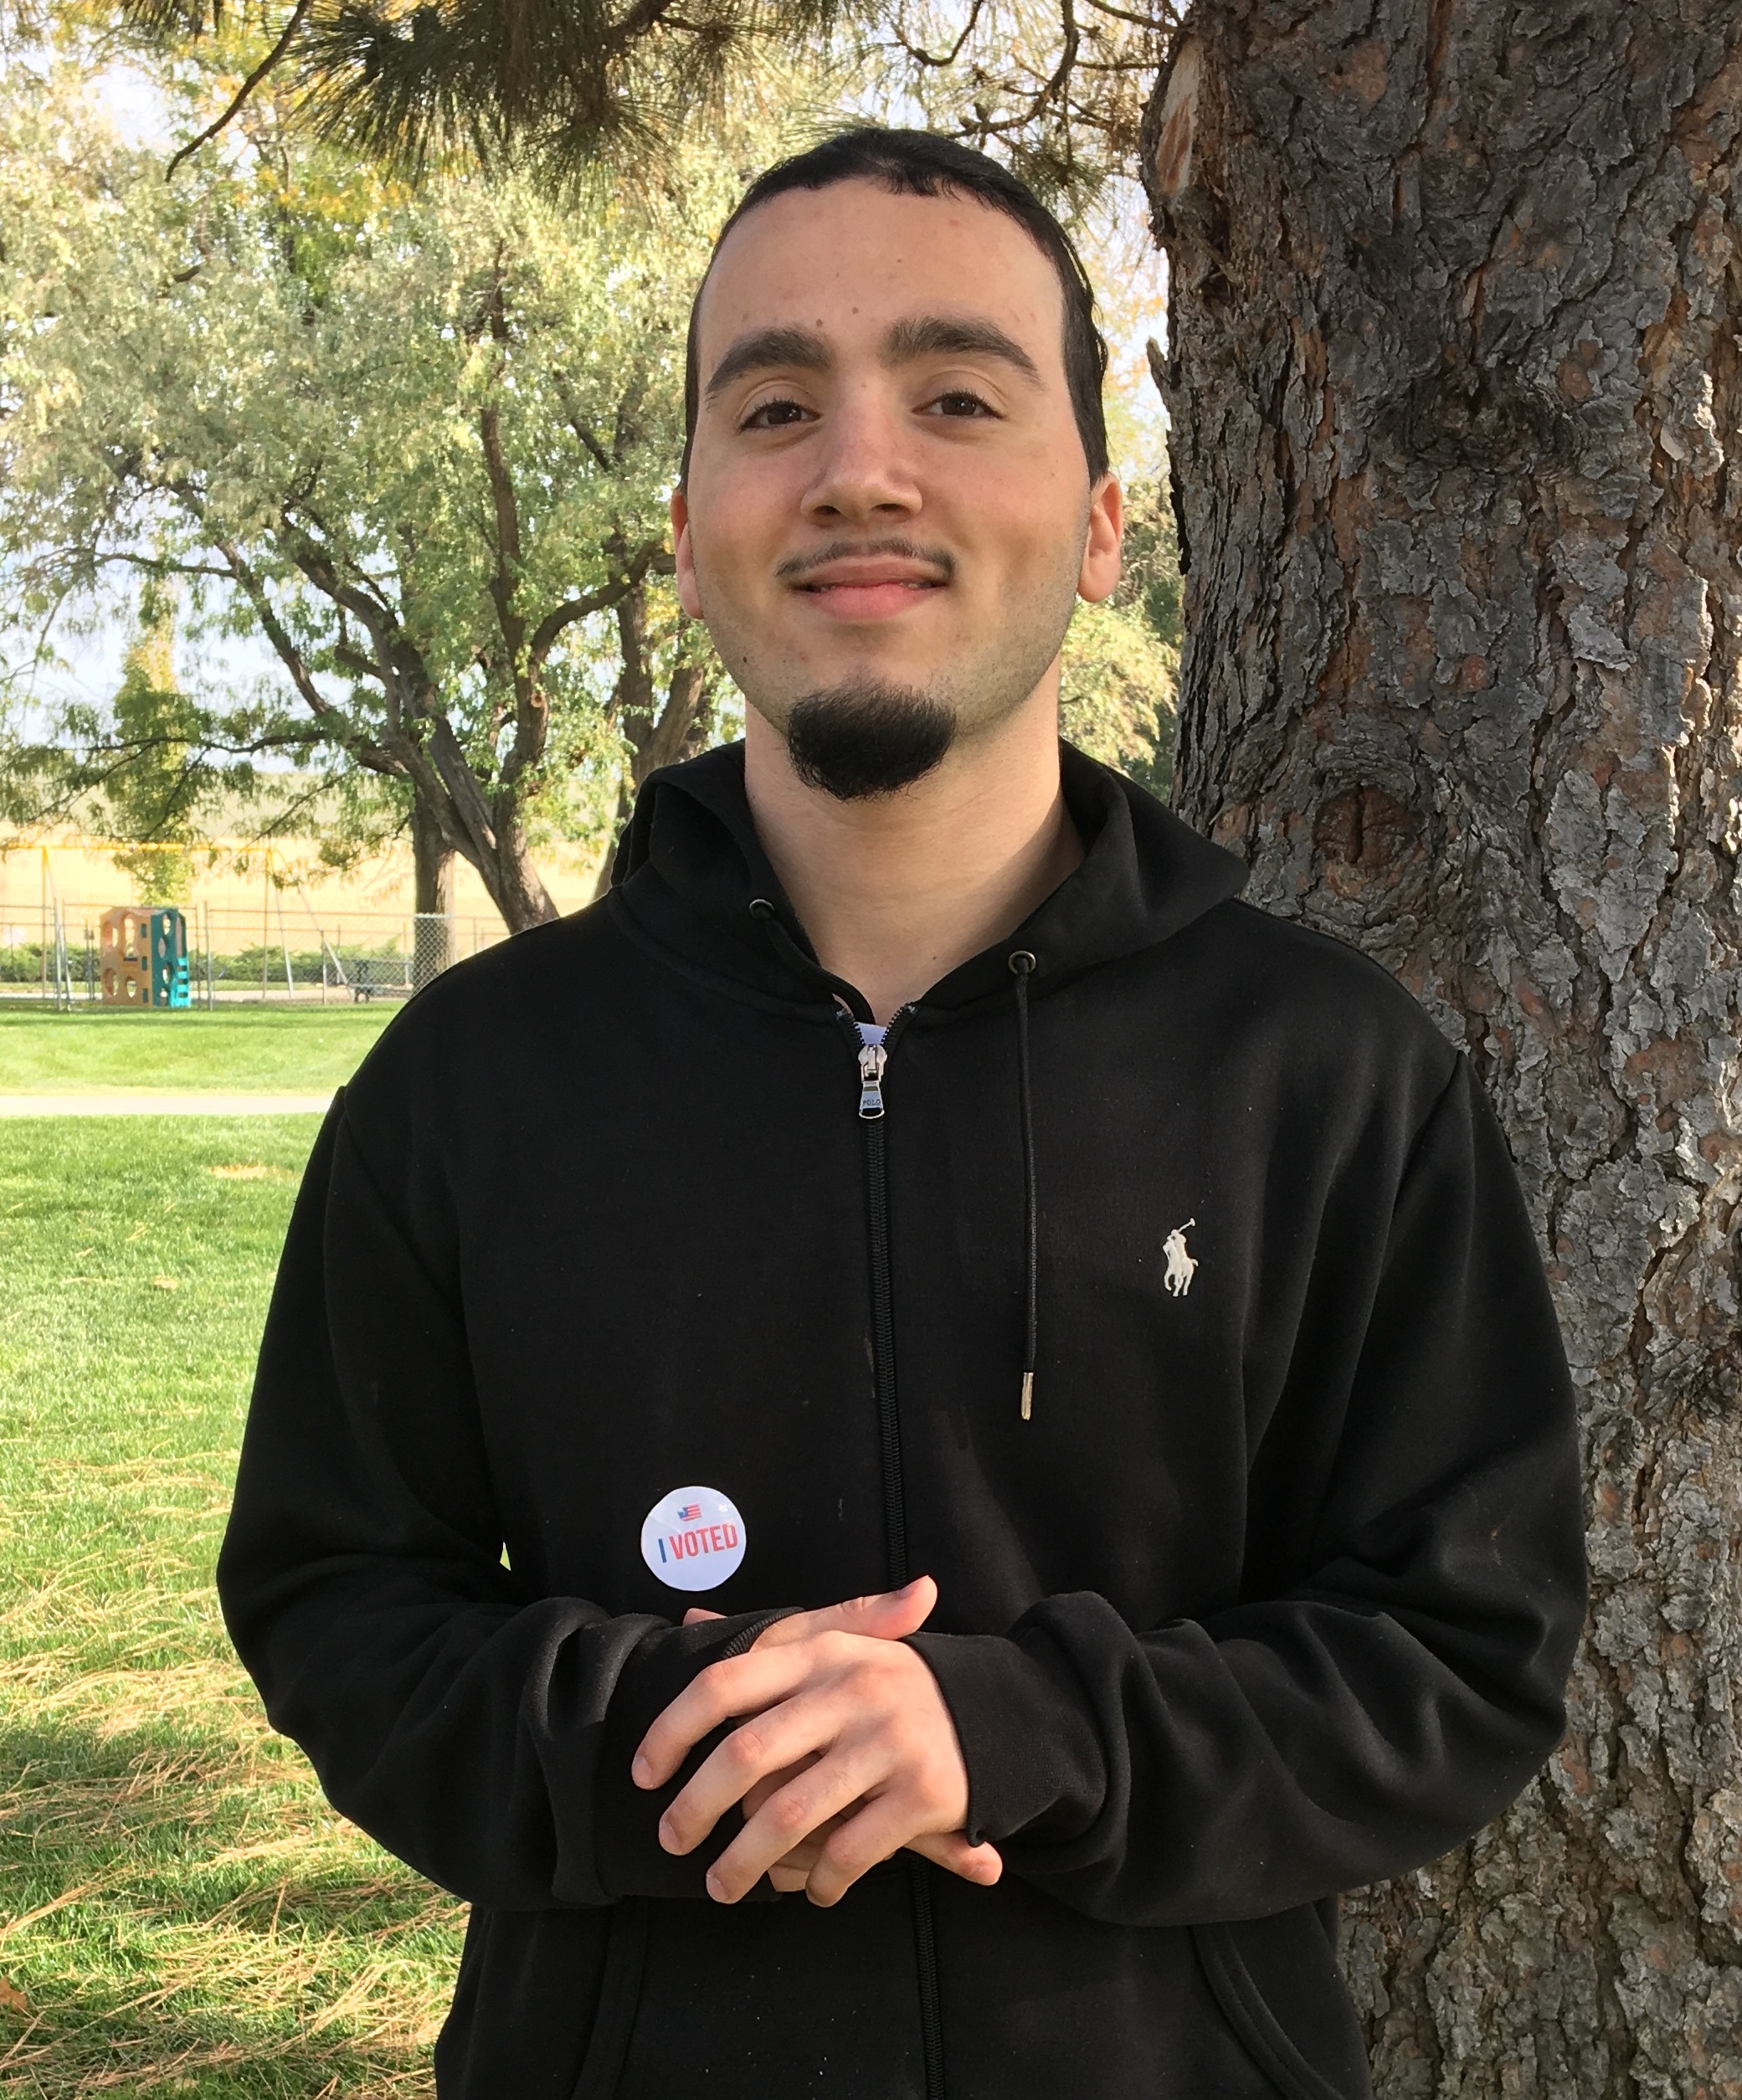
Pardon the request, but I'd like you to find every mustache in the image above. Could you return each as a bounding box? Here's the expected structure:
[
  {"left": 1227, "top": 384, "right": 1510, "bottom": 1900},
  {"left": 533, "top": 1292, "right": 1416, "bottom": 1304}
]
[{"left": 774, "top": 537, "right": 957, "bottom": 583}]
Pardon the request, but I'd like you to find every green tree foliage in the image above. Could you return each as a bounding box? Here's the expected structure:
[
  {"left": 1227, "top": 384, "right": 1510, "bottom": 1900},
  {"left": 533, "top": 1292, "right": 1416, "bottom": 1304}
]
[
  {"left": 120, "top": 0, "right": 861, "bottom": 182},
  {"left": 1060, "top": 477, "right": 1180, "bottom": 798},
  {"left": 105, "top": 600, "right": 205, "bottom": 901},
  {"left": 1, "top": 39, "right": 1181, "bottom": 923},
  {"left": 95, "top": 0, "right": 1174, "bottom": 203},
  {"left": 0, "top": 67, "right": 749, "bottom": 925}
]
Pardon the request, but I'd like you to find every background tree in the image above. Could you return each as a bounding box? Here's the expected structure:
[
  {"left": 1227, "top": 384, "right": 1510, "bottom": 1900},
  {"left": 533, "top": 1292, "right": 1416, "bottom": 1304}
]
[
  {"left": 139, "top": 0, "right": 857, "bottom": 181},
  {"left": 1142, "top": 4, "right": 1741, "bottom": 2092},
  {"left": 3, "top": 38, "right": 1180, "bottom": 926},
  {"left": 1060, "top": 475, "right": 1182, "bottom": 800},
  {"left": 857, "top": 0, "right": 1171, "bottom": 200},
  {"left": 104, "top": 597, "right": 204, "bottom": 903},
  {"left": 0, "top": 69, "right": 740, "bottom": 928},
  {"left": 90, "top": 0, "right": 1173, "bottom": 204}
]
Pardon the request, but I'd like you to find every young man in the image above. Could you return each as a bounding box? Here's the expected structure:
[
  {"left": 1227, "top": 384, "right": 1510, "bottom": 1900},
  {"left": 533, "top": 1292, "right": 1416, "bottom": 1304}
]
[{"left": 218, "top": 131, "right": 1585, "bottom": 2099}]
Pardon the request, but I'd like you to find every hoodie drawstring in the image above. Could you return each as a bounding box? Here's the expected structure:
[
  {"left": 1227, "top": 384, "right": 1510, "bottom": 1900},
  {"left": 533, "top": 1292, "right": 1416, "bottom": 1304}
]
[{"left": 1008, "top": 951, "right": 1038, "bottom": 1420}]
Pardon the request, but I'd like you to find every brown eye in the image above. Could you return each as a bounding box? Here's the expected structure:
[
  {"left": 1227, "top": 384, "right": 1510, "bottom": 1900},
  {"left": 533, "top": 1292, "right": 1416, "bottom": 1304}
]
[
  {"left": 743, "top": 398, "right": 811, "bottom": 430},
  {"left": 928, "top": 390, "right": 996, "bottom": 418}
]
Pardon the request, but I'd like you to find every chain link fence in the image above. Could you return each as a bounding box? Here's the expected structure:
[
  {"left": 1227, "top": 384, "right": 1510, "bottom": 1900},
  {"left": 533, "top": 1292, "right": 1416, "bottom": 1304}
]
[{"left": 0, "top": 899, "right": 505, "bottom": 1008}]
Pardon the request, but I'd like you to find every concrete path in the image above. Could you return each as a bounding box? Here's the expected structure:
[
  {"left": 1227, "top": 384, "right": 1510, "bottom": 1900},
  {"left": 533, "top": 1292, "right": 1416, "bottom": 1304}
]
[{"left": 0, "top": 1093, "right": 332, "bottom": 1117}]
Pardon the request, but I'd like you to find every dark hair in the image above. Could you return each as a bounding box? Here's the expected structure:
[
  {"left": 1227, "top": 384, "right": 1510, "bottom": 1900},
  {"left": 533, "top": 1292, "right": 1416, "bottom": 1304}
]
[{"left": 681, "top": 127, "right": 1109, "bottom": 485}]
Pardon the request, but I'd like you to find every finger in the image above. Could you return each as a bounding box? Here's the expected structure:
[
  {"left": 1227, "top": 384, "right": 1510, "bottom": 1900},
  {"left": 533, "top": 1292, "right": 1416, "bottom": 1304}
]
[
  {"left": 682, "top": 1608, "right": 725, "bottom": 1625},
  {"left": 763, "top": 1820, "right": 835, "bottom": 1892},
  {"left": 904, "top": 1829, "right": 1004, "bottom": 1887},
  {"left": 753, "top": 1575, "right": 938, "bottom": 1651},
  {"left": 759, "top": 1790, "right": 856, "bottom": 1892},
  {"left": 704, "top": 1748, "right": 886, "bottom": 1902},
  {"left": 803, "top": 1797, "right": 997, "bottom": 1909},
  {"left": 633, "top": 1646, "right": 820, "bottom": 1789},
  {"left": 743, "top": 1753, "right": 819, "bottom": 1821},
  {"left": 660, "top": 1691, "right": 847, "bottom": 1856}
]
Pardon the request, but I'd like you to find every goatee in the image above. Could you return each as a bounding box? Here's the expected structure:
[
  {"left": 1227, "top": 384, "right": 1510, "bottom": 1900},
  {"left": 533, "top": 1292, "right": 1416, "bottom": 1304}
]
[{"left": 784, "top": 684, "right": 955, "bottom": 801}]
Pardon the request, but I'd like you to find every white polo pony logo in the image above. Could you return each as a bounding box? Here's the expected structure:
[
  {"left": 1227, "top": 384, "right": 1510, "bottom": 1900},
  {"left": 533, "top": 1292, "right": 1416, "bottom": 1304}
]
[{"left": 1163, "top": 1219, "right": 1198, "bottom": 1297}]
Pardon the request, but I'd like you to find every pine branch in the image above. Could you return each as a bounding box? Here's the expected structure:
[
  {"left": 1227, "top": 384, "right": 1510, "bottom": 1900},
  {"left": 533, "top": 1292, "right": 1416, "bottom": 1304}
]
[{"left": 165, "top": 0, "right": 315, "bottom": 178}]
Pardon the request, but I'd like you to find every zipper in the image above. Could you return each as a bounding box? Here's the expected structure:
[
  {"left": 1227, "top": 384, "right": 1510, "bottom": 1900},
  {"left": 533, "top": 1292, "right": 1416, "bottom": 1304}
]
[
  {"left": 836, "top": 1005, "right": 946, "bottom": 2100},
  {"left": 907, "top": 1856, "right": 947, "bottom": 2100},
  {"left": 840, "top": 1006, "right": 913, "bottom": 1588},
  {"left": 857, "top": 1035, "right": 889, "bottom": 1119}
]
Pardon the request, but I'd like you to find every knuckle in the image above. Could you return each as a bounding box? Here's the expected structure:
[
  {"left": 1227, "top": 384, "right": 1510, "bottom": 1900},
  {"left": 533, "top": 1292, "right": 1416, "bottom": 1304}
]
[
  {"left": 725, "top": 1724, "right": 764, "bottom": 1771},
  {"left": 770, "top": 1791, "right": 814, "bottom": 1836},
  {"left": 715, "top": 1653, "right": 754, "bottom": 1694},
  {"left": 910, "top": 1759, "right": 946, "bottom": 1800},
  {"left": 824, "top": 1825, "right": 882, "bottom": 1877},
  {"left": 688, "top": 1672, "right": 730, "bottom": 1723}
]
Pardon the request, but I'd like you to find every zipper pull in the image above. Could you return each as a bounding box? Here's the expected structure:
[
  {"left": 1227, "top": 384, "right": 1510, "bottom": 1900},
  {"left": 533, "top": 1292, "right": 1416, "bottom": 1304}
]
[{"left": 857, "top": 1040, "right": 887, "bottom": 1119}]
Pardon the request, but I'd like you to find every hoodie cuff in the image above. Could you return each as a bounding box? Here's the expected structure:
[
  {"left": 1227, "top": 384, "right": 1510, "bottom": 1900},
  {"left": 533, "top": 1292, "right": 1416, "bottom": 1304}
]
[
  {"left": 906, "top": 1629, "right": 1106, "bottom": 1848},
  {"left": 592, "top": 1609, "right": 799, "bottom": 1901}
]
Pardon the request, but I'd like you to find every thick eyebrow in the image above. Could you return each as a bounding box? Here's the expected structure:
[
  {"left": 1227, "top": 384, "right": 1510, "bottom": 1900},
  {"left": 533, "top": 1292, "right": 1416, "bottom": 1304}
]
[
  {"left": 881, "top": 314, "right": 1042, "bottom": 383},
  {"left": 705, "top": 312, "right": 1046, "bottom": 408},
  {"left": 705, "top": 326, "right": 831, "bottom": 402}
]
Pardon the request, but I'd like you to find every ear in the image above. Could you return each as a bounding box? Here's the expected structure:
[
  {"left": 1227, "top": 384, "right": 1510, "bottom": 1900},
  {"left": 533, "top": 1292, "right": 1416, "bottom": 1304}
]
[
  {"left": 1077, "top": 474, "right": 1123, "bottom": 606},
  {"left": 671, "top": 485, "right": 703, "bottom": 619}
]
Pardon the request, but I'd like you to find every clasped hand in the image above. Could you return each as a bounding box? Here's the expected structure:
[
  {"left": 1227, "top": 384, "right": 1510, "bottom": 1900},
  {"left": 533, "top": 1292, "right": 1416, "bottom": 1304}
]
[{"left": 632, "top": 1574, "right": 1003, "bottom": 1907}]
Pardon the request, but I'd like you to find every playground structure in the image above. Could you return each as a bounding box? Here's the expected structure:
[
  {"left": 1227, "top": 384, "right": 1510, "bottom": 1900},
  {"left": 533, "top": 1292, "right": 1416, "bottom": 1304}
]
[
  {"left": 100, "top": 906, "right": 191, "bottom": 1007},
  {"left": 1, "top": 842, "right": 509, "bottom": 1009}
]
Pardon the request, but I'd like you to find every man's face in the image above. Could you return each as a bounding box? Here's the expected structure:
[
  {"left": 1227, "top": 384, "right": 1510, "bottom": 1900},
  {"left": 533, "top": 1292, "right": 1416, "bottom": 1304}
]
[{"left": 673, "top": 179, "right": 1122, "bottom": 795}]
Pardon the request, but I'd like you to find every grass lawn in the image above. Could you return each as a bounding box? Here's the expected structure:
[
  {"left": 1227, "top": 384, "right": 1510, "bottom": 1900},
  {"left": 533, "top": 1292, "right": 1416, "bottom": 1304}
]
[
  {"left": 0, "top": 1010, "right": 396, "bottom": 1096},
  {"left": 0, "top": 1117, "right": 461, "bottom": 2095}
]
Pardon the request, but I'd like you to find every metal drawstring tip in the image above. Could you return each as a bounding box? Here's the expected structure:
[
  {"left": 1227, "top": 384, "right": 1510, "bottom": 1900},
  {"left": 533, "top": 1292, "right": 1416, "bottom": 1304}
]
[{"left": 1020, "top": 1371, "right": 1034, "bottom": 1422}]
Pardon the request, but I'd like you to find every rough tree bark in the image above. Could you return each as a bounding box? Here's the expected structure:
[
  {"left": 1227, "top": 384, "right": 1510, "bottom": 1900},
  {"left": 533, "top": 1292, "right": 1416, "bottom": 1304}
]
[{"left": 1141, "top": 4, "right": 1741, "bottom": 2094}]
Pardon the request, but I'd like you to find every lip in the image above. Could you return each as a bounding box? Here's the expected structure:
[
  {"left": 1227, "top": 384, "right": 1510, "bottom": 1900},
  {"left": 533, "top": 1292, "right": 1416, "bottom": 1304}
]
[{"left": 789, "top": 560, "right": 948, "bottom": 621}]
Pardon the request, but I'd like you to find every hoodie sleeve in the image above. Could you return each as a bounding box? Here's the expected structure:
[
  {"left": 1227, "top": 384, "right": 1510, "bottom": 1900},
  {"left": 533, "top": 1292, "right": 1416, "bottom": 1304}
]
[
  {"left": 215, "top": 1095, "right": 789, "bottom": 1912},
  {"left": 911, "top": 1054, "right": 1587, "bottom": 1927}
]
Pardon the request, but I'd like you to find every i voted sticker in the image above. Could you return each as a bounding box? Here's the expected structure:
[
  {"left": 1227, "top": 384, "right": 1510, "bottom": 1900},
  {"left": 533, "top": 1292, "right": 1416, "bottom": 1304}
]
[{"left": 640, "top": 1485, "right": 747, "bottom": 1593}]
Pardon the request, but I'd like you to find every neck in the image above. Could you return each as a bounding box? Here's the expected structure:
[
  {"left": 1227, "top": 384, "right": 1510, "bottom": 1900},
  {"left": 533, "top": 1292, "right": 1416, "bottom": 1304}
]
[{"left": 743, "top": 683, "right": 1082, "bottom": 1024}]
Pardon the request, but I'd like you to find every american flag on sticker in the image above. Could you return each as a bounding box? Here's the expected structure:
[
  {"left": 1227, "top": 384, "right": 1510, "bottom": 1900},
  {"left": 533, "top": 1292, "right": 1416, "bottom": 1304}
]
[{"left": 676, "top": 1502, "right": 702, "bottom": 1522}]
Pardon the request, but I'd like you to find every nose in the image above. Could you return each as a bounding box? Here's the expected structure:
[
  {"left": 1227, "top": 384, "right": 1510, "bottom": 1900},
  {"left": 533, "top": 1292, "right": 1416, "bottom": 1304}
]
[{"left": 801, "top": 383, "right": 921, "bottom": 527}]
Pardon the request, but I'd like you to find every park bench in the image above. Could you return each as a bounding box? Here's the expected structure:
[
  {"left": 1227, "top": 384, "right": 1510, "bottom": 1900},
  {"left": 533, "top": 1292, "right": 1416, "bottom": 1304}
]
[{"left": 350, "top": 958, "right": 394, "bottom": 1002}]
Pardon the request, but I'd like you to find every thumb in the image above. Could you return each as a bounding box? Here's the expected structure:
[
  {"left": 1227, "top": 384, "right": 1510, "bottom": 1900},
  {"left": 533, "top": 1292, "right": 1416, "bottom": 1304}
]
[
  {"left": 758, "top": 1574, "right": 938, "bottom": 1648},
  {"left": 682, "top": 1608, "right": 725, "bottom": 1625}
]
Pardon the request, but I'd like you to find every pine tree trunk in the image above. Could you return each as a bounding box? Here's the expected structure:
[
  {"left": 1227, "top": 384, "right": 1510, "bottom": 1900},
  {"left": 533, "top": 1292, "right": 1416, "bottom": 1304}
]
[{"left": 1141, "top": 5, "right": 1742, "bottom": 2092}]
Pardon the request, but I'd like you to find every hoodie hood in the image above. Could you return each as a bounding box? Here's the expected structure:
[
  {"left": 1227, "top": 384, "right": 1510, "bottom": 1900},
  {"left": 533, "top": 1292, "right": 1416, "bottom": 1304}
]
[{"left": 610, "top": 740, "right": 1248, "bottom": 1019}]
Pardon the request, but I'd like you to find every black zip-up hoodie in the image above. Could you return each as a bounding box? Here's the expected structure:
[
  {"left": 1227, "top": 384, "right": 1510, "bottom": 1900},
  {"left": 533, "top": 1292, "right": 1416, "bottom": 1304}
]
[{"left": 218, "top": 742, "right": 1585, "bottom": 2100}]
